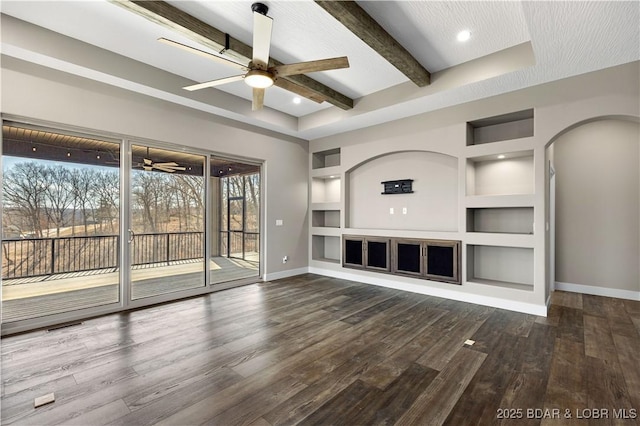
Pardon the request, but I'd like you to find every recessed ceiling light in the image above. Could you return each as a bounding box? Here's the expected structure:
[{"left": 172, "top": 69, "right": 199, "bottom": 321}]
[
  {"left": 293, "top": 97, "right": 302, "bottom": 104},
  {"left": 497, "top": 154, "right": 506, "bottom": 159},
  {"left": 457, "top": 30, "right": 471, "bottom": 42}
]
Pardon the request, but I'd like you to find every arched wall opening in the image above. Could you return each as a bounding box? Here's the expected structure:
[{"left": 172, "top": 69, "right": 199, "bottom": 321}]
[{"left": 546, "top": 117, "right": 640, "bottom": 297}]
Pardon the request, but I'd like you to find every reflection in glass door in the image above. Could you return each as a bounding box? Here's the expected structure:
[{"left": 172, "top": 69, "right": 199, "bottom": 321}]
[
  {"left": 1, "top": 123, "right": 121, "bottom": 323},
  {"left": 129, "top": 144, "right": 206, "bottom": 300},
  {"left": 210, "top": 157, "right": 260, "bottom": 285}
]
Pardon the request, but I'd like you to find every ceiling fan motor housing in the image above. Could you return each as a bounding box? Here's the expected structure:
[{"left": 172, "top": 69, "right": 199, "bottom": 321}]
[{"left": 251, "top": 3, "right": 269, "bottom": 16}]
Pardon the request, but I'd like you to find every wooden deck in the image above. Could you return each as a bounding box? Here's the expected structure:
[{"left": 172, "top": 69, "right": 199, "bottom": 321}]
[
  {"left": 1, "top": 275, "right": 639, "bottom": 425},
  {"left": 1, "top": 256, "right": 258, "bottom": 323}
]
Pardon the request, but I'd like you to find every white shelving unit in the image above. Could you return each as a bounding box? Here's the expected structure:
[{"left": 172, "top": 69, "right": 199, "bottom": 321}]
[
  {"left": 310, "top": 148, "right": 343, "bottom": 265},
  {"left": 464, "top": 110, "right": 536, "bottom": 291}
]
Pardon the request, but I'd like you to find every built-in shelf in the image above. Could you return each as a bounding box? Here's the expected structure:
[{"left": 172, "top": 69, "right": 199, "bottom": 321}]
[
  {"left": 310, "top": 227, "right": 341, "bottom": 237},
  {"left": 311, "top": 202, "right": 341, "bottom": 211},
  {"left": 467, "top": 207, "right": 534, "bottom": 234},
  {"left": 467, "top": 244, "right": 534, "bottom": 288},
  {"left": 311, "top": 176, "right": 341, "bottom": 204},
  {"left": 466, "top": 109, "right": 534, "bottom": 146},
  {"left": 312, "top": 210, "right": 341, "bottom": 228},
  {"left": 466, "top": 150, "right": 534, "bottom": 196},
  {"left": 311, "top": 165, "right": 341, "bottom": 179},
  {"left": 466, "top": 278, "right": 534, "bottom": 292},
  {"left": 465, "top": 194, "right": 534, "bottom": 208},
  {"left": 464, "top": 233, "right": 535, "bottom": 248},
  {"left": 312, "top": 235, "right": 340, "bottom": 263},
  {"left": 465, "top": 136, "right": 535, "bottom": 159},
  {"left": 312, "top": 148, "right": 341, "bottom": 170}
]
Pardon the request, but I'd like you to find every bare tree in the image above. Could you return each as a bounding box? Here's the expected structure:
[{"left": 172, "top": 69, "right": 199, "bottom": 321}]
[
  {"left": 93, "top": 170, "right": 119, "bottom": 233},
  {"left": 69, "top": 168, "right": 97, "bottom": 235},
  {"left": 43, "top": 166, "right": 74, "bottom": 237},
  {"left": 173, "top": 174, "right": 204, "bottom": 230},
  {"left": 132, "top": 171, "right": 166, "bottom": 232},
  {"left": 2, "top": 162, "right": 48, "bottom": 237}
]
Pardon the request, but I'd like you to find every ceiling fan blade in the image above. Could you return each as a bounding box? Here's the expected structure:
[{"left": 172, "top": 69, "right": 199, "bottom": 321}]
[
  {"left": 252, "top": 11, "right": 273, "bottom": 68},
  {"left": 143, "top": 158, "right": 152, "bottom": 165},
  {"left": 153, "top": 165, "right": 178, "bottom": 173},
  {"left": 158, "top": 38, "right": 248, "bottom": 71},
  {"left": 153, "top": 162, "right": 179, "bottom": 167},
  {"left": 252, "top": 88, "right": 265, "bottom": 111},
  {"left": 271, "top": 57, "right": 350, "bottom": 77},
  {"left": 183, "top": 74, "right": 245, "bottom": 91},
  {"left": 273, "top": 78, "right": 325, "bottom": 103}
]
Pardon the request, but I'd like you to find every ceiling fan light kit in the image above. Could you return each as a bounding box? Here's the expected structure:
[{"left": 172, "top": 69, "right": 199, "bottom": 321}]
[
  {"left": 160, "top": 1, "right": 350, "bottom": 110},
  {"left": 244, "top": 69, "right": 274, "bottom": 88}
]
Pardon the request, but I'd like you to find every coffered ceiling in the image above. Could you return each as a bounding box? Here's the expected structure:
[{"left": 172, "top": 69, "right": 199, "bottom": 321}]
[{"left": 1, "top": 1, "right": 638, "bottom": 140}]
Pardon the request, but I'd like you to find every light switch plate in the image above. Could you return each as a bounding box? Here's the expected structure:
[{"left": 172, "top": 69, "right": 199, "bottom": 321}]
[
  {"left": 389, "top": 208, "right": 394, "bottom": 215},
  {"left": 275, "top": 219, "right": 283, "bottom": 226}
]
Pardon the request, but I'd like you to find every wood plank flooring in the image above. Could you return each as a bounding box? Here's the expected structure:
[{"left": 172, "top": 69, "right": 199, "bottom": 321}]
[{"left": 1, "top": 274, "right": 639, "bottom": 425}]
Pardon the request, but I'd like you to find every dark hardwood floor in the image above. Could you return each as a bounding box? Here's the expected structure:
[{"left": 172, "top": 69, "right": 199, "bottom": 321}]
[{"left": 1, "top": 274, "right": 639, "bottom": 425}]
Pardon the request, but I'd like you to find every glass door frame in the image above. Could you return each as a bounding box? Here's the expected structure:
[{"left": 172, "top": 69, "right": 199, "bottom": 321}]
[
  {"left": 1, "top": 117, "right": 264, "bottom": 335},
  {"left": 122, "top": 139, "right": 213, "bottom": 310},
  {"left": 1, "top": 117, "right": 126, "bottom": 335}
]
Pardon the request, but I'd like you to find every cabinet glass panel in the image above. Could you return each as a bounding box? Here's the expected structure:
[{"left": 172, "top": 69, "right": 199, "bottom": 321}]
[
  {"left": 395, "top": 242, "right": 422, "bottom": 275},
  {"left": 427, "top": 245, "right": 454, "bottom": 277},
  {"left": 343, "top": 238, "right": 364, "bottom": 267},
  {"left": 366, "top": 240, "right": 389, "bottom": 271}
]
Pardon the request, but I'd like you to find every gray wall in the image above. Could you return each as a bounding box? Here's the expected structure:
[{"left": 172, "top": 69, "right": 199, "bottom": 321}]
[
  {"left": 554, "top": 119, "right": 639, "bottom": 291},
  {"left": 347, "top": 151, "right": 458, "bottom": 231},
  {"left": 1, "top": 57, "right": 310, "bottom": 276}
]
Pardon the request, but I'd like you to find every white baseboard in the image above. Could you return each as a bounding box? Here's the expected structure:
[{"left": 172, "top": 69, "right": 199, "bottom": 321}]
[
  {"left": 264, "top": 267, "right": 309, "bottom": 282},
  {"left": 309, "top": 267, "right": 547, "bottom": 316},
  {"left": 555, "top": 281, "right": 640, "bottom": 301}
]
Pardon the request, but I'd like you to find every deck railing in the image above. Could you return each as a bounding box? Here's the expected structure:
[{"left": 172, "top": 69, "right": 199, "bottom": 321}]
[
  {"left": 2, "top": 231, "right": 260, "bottom": 280},
  {"left": 220, "top": 231, "right": 259, "bottom": 259},
  {"left": 2, "top": 232, "right": 209, "bottom": 280}
]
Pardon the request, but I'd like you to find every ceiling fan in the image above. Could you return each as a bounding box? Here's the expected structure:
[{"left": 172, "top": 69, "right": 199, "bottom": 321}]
[
  {"left": 137, "top": 147, "right": 186, "bottom": 173},
  {"left": 159, "top": 2, "right": 350, "bottom": 110},
  {"left": 141, "top": 158, "right": 186, "bottom": 173}
]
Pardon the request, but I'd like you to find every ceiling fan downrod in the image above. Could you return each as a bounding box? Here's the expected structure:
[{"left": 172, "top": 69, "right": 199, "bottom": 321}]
[{"left": 251, "top": 3, "right": 269, "bottom": 16}]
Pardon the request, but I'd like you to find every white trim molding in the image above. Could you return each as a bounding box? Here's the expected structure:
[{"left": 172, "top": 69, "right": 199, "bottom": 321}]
[
  {"left": 555, "top": 281, "right": 640, "bottom": 301},
  {"left": 310, "top": 267, "right": 548, "bottom": 317},
  {"left": 264, "top": 267, "right": 309, "bottom": 282}
]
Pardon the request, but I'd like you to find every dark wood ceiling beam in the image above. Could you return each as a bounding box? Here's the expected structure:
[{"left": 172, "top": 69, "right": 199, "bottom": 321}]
[
  {"left": 315, "top": 1, "right": 430, "bottom": 87},
  {"left": 111, "top": 0, "right": 353, "bottom": 109}
]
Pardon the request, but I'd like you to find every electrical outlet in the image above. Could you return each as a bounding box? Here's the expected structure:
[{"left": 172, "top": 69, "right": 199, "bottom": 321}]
[
  {"left": 402, "top": 207, "right": 407, "bottom": 215},
  {"left": 389, "top": 207, "right": 394, "bottom": 215},
  {"left": 282, "top": 255, "right": 288, "bottom": 264}
]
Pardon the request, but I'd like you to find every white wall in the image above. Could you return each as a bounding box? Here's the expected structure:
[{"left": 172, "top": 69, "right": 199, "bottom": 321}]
[
  {"left": 553, "top": 119, "right": 639, "bottom": 292},
  {"left": 1, "top": 56, "right": 310, "bottom": 277},
  {"left": 347, "top": 151, "right": 458, "bottom": 231}
]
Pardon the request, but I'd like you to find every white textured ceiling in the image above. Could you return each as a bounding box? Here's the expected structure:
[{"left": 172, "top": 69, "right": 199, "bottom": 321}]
[{"left": 1, "top": 1, "right": 639, "bottom": 140}]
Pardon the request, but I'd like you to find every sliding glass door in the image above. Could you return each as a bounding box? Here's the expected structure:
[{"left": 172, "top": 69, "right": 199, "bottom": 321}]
[
  {"left": 210, "top": 157, "right": 261, "bottom": 286},
  {"left": 1, "top": 121, "right": 262, "bottom": 333},
  {"left": 129, "top": 144, "right": 206, "bottom": 300},
  {"left": 1, "top": 123, "right": 121, "bottom": 323}
]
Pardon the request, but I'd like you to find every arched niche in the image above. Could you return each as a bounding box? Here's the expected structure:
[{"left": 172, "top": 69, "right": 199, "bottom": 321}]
[{"left": 345, "top": 151, "right": 458, "bottom": 231}]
